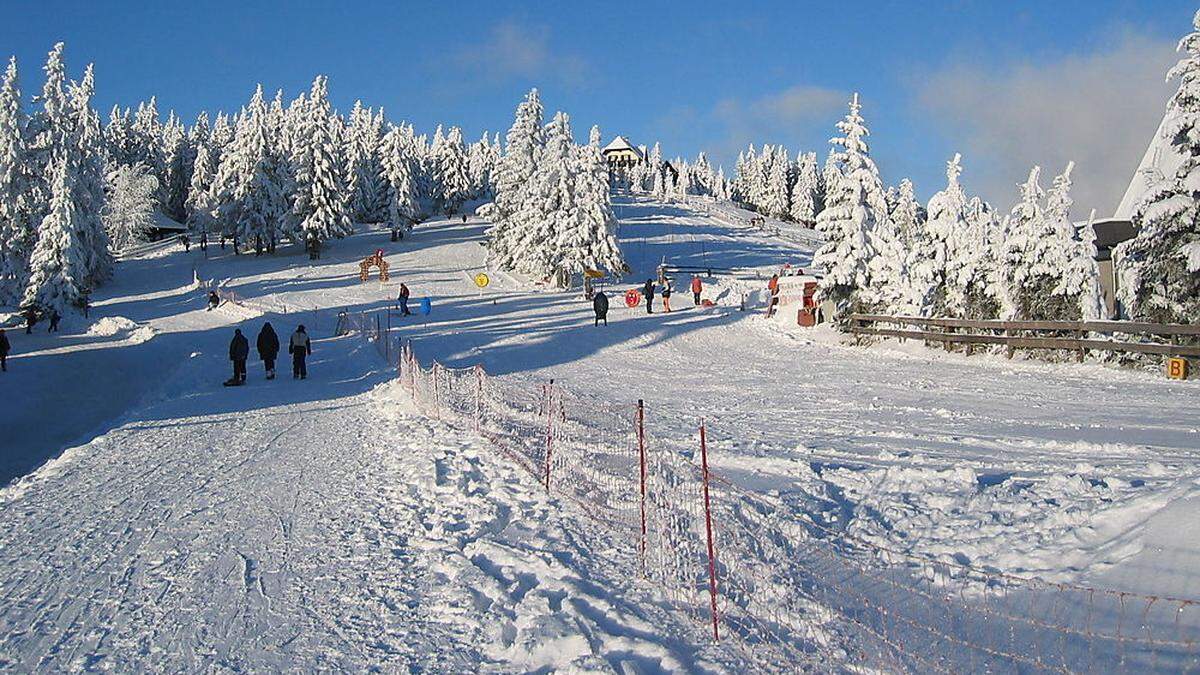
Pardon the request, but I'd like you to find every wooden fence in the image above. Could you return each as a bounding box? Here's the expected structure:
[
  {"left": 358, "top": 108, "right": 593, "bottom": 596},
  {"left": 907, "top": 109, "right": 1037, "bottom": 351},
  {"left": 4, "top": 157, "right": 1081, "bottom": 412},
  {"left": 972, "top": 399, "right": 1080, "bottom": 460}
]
[{"left": 847, "top": 314, "right": 1200, "bottom": 362}]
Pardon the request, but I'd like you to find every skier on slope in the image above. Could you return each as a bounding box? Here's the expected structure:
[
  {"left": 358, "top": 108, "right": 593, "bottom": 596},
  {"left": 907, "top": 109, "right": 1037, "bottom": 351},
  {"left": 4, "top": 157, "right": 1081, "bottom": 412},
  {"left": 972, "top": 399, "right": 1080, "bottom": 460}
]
[
  {"left": 397, "top": 283, "right": 411, "bottom": 316},
  {"left": 256, "top": 322, "right": 280, "bottom": 380},
  {"left": 227, "top": 328, "right": 249, "bottom": 386},
  {"left": 691, "top": 276, "right": 703, "bottom": 305},
  {"left": 289, "top": 325, "right": 312, "bottom": 380},
  {"left": 0, "top": 328, "right": 10, "bottom": 372},
  {"left": 593, "top": 290, "right": 609, "bottom": 326},
  {"left": 642, "top": 279, "right": 656, "bottom": 314}
]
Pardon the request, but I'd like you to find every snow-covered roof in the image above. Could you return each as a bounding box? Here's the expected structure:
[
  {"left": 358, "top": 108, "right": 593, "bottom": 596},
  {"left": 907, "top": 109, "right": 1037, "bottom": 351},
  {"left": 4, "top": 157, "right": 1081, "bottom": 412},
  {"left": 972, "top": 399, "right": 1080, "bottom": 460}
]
[
  {"left": 1114, "top": 109, "right": 1184, "bottom": 220},
  {"left": 601, "top": 136, "right": 642, "bottom": 159}
]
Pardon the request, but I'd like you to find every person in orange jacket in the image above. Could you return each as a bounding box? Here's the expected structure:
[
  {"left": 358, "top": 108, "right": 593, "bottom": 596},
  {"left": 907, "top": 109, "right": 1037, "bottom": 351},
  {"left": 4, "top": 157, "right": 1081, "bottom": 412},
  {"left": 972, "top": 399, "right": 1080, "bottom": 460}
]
[
  {"left": 766, "top": 274, "right": 780, "bottom": 317},
  {"left": 690, "top": 276, "right": 703, "bottom": 305}
]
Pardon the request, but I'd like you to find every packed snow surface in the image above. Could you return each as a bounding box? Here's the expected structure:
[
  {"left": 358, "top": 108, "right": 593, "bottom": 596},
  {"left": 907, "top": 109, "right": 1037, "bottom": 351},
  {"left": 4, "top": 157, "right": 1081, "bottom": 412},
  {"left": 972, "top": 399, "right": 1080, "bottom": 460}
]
[{"left": 0, "top": 197, "right": 1197, "bottom": 670}]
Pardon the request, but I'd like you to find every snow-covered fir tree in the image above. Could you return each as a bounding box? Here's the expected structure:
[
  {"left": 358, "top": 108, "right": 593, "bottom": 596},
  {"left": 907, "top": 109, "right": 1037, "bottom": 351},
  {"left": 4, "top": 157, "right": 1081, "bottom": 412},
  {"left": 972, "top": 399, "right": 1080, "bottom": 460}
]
[
  {"left": 288, "top": 76, "right": 352, "bottom": 252},
  {"left": 22, "top": 157, "right": 83, "bottom": 313},
  {"left": 813, "top": 94, "right": 887, "bottom": 314},
  {"left": 25, "top": 43, "right": 71, "bottom": 237},
  {"left": 103, "top": 163, "right": 158, "bottom": 251},
  {"left": 1117, "top": 8, "right": 1200, "bottom": 323},
  {"left": 553, "top": 124, "right": 625, "bottom": 281},
  {"left": 185, "top": 140, "right": 217, "bottom": 234},
  {"left": 435, "top": 126, "right": 470, "bottom": 214},
  {"left": 789, "top": 152, "right": 820, "bottom": 226},
  {"left": 0, "top": 56, "right": 32, "bottom": 302},
  {"left": 920, "top": 153, "right": 970, "bottom": 316},
  {"left": 762, "top": 146, "right": 790, "bottom": 219},
  {"left": 211, "top": 85, "right": 286, "bottom": 251},
  {"left": 484, "top": 89, "right": 545, "bottom": 270},
  {"left": 889, "top": 178, "right": 922, "bottom": 245},
  {"left": 160, "top": 112, "right": 188, "bottom": 221},
  {"left": 509, "top": 110, "right": 574, "bottom": 281},
  {"left": 379, "top": 123, "right": 418, "bottom": 236},
  {"left": 345, "top": 101, "right": 387, "bottom": 223},
  {"left": 69, "top": 64, "right": 111, "bottom": 287}
]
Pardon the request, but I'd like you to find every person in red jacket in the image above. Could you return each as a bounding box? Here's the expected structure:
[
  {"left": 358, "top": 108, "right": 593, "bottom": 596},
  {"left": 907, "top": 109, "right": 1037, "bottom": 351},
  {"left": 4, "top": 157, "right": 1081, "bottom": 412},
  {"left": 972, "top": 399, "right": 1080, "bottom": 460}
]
[
  {"left": 766, "top": 274, "right": 781, "bottom": 317},
  {"left": 690, "top": 276, "right": 703, "bottom": 305}
]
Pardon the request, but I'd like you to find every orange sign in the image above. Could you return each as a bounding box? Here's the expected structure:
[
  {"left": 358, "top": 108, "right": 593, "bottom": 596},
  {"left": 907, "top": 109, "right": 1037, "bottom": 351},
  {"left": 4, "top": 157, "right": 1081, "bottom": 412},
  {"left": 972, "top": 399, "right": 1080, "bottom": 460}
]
[{"left": 1167, "top": 357, "right": 1188, "bottom": 380}]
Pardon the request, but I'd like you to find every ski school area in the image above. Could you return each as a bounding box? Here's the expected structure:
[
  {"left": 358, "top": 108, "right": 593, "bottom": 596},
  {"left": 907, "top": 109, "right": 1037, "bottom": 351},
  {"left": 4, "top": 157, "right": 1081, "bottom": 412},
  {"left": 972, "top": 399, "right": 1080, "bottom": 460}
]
[{"left": 0, "top": 197, "right": 1197, "bottom": 671}]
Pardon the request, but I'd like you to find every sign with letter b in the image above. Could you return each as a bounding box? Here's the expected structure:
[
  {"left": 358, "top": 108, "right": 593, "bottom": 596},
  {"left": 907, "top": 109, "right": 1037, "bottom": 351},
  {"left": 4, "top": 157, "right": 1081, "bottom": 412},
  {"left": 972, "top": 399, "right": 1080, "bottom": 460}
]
[{"left": 1167, "top": 357, "right": 1188, "bottom": 380}]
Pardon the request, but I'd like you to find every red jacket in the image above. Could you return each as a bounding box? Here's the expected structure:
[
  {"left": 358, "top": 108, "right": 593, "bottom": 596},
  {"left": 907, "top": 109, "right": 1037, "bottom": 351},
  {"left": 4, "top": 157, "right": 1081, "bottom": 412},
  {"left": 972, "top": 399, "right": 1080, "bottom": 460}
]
[{"left": 690, "top": 277, "right": 702, "bottom": 293}]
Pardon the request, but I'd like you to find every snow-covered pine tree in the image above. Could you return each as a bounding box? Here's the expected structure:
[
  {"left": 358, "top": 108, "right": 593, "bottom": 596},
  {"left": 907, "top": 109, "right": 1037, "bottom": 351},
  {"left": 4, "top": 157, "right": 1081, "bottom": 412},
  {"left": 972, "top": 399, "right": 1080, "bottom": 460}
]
[
  {"left": 1116, "top": 8, "right": 1200, "bottom": 323},
  {"left": 104, "top": 106, "right": 136, "bottom": 166},
  {"left": 889, "top": 178, "right": 922, "bottom": 245},
  {"left": 552, "top": 124, "right": 625, "bottom": 284},
  {"left": 131, "top": 97, "right": 166, "bottom": 206},
  {"left": 103, "top": 163, "right": 158, "bottom": 251},
  {"left": 693, "top": 152, "right": 713, "bottom": 196},
  {"left": 958, "top": 195, "right": 1002, "bottom": 320},
  {"left": 212, "top": 85, "right": 285, "bottom": 252},
  {"left": 484, "top": 88, "right": 545, "bottom": 270},
  {"left": 22, "top": 157, "right": 83, "bottom": 313},
  {"left": 1078, "top": 211, "right": 1107, "bottom": 320},
  {"left": 435, "top": 126, "right": 470, "bottom": 214},
  {"left": 813, "top": 94, "right": 887, "bottom": 315},
  {"left": 920, "top": 153, "right": 970, "bottom": 316},
  {"left": 763, "top": 146, "right": 790, "bottom": 220},
  {"left": 997, "top": 165, "right": 1083, "bottom": 320},
  {"left": 467, "top": 130, "right": 492, "bottom": 200},
  {"left": 185, "top": 139, "right": 217, "bottom": 235},
  {"left": 288, "top": 76, "right": 352, "bottom": 253},
  {"left": 379, "top": 123, "right": 418, "bottom": 237},
  {"left": 160, "top": 112, "right": 188, "bottom": 221},
  {"left": 788, "top": 152, "right": 820, "bottom": 226},
  {"left": 69, "top": 64, "right": 111, "bottom": 287},
  {"left": 714, "top": 166, "right": 730, "bottom": 201},
  {"left": 0, "top": 56, "right": 32, "bottom": 303},
  {"left": 509, "top": 110, "right": 574, "bottom": 282},
  {"left": 24, "top": 43, "right": 71, "bottom": 238},
  {"left": 345, "top": 101, "right": 386, "bottom": 223}
]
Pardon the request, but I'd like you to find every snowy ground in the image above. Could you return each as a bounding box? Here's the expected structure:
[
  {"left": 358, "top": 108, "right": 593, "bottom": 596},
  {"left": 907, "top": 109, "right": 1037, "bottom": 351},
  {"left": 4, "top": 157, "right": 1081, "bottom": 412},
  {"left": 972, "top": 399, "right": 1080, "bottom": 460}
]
[{"left": 1, "top": 197, "right": 1197, "bottom": 669}]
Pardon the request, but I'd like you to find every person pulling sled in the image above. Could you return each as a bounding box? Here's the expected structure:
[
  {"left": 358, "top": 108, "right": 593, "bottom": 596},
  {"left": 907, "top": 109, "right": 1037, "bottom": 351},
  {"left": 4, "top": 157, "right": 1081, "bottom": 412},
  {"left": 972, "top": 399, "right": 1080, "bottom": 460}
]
[{"left": 226, "top": 328, "right": 249, "bottom": 386}]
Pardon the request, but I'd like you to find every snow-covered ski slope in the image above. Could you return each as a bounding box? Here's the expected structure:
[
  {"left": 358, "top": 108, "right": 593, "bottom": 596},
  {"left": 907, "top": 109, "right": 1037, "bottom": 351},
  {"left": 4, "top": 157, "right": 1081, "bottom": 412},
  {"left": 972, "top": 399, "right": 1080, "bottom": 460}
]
[{"left": 1, "top": 196, "right": 1197, "bottom": 671}]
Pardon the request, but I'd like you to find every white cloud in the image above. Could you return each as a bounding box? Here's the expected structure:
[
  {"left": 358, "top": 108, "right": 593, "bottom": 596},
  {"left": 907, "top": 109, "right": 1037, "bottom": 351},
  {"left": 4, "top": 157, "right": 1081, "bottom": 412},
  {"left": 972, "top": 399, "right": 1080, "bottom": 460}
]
[
  {"left": 916, "top": 30, "right": 1178, "bottom": 217},
  {"left": 452, "top": 20, "right": 588, "bottom": 89}
]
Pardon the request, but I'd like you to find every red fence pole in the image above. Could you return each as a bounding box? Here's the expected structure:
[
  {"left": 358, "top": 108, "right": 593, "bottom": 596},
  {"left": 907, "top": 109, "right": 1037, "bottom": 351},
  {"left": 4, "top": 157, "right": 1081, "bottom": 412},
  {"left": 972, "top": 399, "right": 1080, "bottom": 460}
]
[
  {"left": 637, "top": 399, "right": 648, "bottom": 577},
  {"left": 700, "top": 420, "right": 720, "bottom": 642},
  {"left": 543, "top": 379, "right": 555, "bottom": 491}
]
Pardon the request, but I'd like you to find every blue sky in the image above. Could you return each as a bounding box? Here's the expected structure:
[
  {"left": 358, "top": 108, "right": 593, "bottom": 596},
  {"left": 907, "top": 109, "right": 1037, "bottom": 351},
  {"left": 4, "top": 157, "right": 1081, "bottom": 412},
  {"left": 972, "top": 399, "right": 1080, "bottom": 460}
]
[{"left": 4, "top": 1, "right": 1195, "bottom": 215}]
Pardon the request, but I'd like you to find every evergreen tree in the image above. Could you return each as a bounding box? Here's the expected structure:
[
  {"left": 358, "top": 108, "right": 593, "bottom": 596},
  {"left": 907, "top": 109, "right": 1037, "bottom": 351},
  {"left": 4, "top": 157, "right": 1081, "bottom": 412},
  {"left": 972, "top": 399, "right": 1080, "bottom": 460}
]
[
  {"left": 1117, "top": 8, "right": 1200, "bottom": 323},
  {"left": 185, "top": 140, "right": 217, "bottom": 235},
  {"left": 69, "top": 64, "right": 111, "bottom": 287},
  {"left": 25, "top": 43, "right": 71, "bottom": 235},
  {"left": 484, "top": 88, "right": 545, "bottom": 270},
  {"left": 553, "top": 124, "right": 624, "bottom": 282},
  {"left": 288, "top": 76, "right": 352, "bottom": 252},
  {"left": 435, "top": 126, "right": 470, "bottom": 214},
  {"left": 763, "top": 147, "right": 790, "bottom": 219},
  {"left": 379, "top": 123, "right": 418, "bottom": 236},
  {"left": 509, "top": 110, "right": 574, "bottom": 281},
  {"left": 813, "top": 94, "right": 886, "bottom": 314},
  {"left": 345, "top": 101, "right": 386, "bottom": 222},
  {"left": 22, "top": 157, "right": 83, "bottom": 313},
  {"left": 0, "top": 56, "right": 32, "bottom": 303},
  {"left": 788, "top": 152, "right": 820, "bottom": 226},
  {"left": 160, "top": 112, "right": 188, "bottom": 221},
  {"left": 212, "top": 85, "right": 285, "bottom": 250}
]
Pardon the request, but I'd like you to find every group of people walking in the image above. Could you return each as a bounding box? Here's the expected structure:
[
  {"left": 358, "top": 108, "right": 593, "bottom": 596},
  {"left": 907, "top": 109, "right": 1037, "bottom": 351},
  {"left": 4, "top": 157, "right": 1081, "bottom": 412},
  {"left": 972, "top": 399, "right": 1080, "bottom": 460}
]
[
  {"left": 227, "top": 322, "right": 311, "bottom": 386},
  {"left": 592, "top": 274, "right": 707, "bottom": 325}
]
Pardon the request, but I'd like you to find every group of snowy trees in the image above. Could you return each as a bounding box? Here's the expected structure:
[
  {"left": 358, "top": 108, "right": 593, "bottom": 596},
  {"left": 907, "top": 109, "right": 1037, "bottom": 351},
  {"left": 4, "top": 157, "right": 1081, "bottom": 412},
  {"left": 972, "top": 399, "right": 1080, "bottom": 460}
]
[
  {"left": 811, "top": 94, "right": 1104, "bottom": 324},
  {"left": 0, "top": 43, "right": 501, "bottom": 314},
  {"left": 483, "top": 89, "right": 625, "bottom": 286},
  {"left": 0, "top": 44, "right": 111, "bottom": 314},
  {"left": 613, "top": 145, "right": 732, "bottom": 202},
  {"left": 1115, "top": 9, "right": 1200, "bottom": 325},
  {"left": 731, "top": 146, "right": 826, "bottom": 225}
]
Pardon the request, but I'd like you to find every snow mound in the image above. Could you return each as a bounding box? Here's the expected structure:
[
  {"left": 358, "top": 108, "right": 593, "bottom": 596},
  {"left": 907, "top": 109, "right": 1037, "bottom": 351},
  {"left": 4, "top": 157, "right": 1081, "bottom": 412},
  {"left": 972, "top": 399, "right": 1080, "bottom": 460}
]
[{"left": 87, "top": 316, "right": 141, "bottom": 337}]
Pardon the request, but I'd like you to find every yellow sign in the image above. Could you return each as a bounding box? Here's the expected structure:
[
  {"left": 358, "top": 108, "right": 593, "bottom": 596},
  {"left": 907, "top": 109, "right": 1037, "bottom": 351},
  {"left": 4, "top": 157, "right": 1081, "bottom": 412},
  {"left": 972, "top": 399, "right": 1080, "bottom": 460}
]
[
  {"left": 474, "top": 273, "right": 490, "bottom": 289},
  {"left": 1167, "top": 357, "right": 1189, "bottom": 380},
  {"left": 584, "top": 269, "right": 605, "bottom": 279}
]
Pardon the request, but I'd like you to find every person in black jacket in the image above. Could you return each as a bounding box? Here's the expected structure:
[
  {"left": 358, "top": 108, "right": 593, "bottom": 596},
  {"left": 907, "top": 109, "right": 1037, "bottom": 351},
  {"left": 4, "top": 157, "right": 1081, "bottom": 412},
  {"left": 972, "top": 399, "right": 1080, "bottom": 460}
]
[
  {"left": 289, "top": 325, "right": 312, "bottom": 379},
  {"left": 0, "top": 328, "right": 9, "bottom": 372},
  {"left": 593, "top": 291, "right": 609, "bottom": 326},
  {"left": 642, "top": 279, "right": 655, "bottom": 314},
  {"left": 228, "top": 328, "right": 250, "bottom": 385},
  {"left": 256, "top": 322, "right": 280, "bottom": 380}
]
